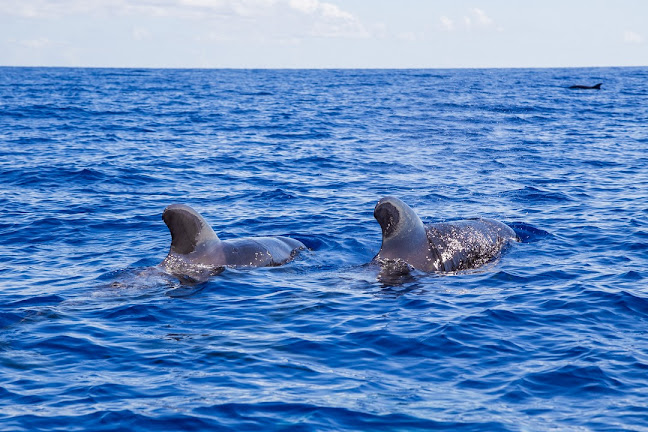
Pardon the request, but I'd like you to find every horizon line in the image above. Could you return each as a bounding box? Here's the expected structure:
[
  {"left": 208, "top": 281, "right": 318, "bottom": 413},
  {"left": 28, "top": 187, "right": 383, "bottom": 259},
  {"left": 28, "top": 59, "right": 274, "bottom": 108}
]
[{"left": 1, "top": 64, "right": 647, "bottom": 70}]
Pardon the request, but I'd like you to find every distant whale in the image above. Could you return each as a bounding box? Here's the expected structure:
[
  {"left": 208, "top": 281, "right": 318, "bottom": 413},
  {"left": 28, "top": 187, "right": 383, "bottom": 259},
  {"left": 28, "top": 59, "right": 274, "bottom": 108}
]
[
  {"left": 161, "top": 204, "right": 305, "bottom": 279},
  {"left": 569, "top": 83, "right": 602, "bottom": 90},
  {"left": 373, "top": 197, "right": 517, "bottom": 273}
]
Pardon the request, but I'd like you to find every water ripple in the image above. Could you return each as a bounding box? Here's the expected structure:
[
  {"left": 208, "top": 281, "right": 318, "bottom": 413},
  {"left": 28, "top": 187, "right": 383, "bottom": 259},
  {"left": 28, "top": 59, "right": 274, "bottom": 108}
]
[{"left": 1, "top": 66, "right": 647, "bottom": 431}]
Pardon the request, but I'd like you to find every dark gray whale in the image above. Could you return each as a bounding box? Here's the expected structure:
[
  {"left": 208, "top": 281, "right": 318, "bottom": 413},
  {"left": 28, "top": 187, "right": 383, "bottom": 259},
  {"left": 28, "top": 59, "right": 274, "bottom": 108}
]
[
  {"left": 373, "top": 197, "right": 517, "bottom": 272},
  {"left": 161, "top": 204, "right": 305, "bottom": 279},
  {"left": 569, "top": 83, "right": 602, "bottom": 90}
]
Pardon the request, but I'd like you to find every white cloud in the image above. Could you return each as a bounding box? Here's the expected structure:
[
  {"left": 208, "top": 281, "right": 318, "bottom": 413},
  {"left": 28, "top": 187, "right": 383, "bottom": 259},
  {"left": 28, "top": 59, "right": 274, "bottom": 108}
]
[
  {"left": 318, "top": 2, "right": 352, "bottom": 20},
  {"left": 0, "top": 0, "right": 367, "bottom": 38},
  {"left": 287, "top": 1, "right": 367, "bottom": 38},
  {"left": 229, "top": 0, "right": 280, "bottom": 17},
  {"left": 288, "top": 0, "right": 353, "bottom": 21},
  {"left": 441, "top": 8, "right": 500, "bottom": 32},
  {"left": 472, "top": 8, "right": 493, "bottom": 26},
  {"left": 287, "top": 0, "right": 366, "bottom": 37},
  {"left": 0, "top": 0, "right": 321, "bottom": 20},
  {"left": 439, "top": 16, "right": 454, "bottom": 31},
  {"left": 463, "top": 8, "right": 494, "bottom": 29},
  {"left": 289, "top": 0, "right": 319, "bottom": 14},
  {"left": 624, "top": 30, "right": 644, "bottom": 44}
]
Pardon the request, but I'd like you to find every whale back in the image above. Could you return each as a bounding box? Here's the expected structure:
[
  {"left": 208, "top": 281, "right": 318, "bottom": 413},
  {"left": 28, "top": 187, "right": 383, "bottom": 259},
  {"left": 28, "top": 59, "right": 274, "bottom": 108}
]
[
  {"left": 162, "top": 204, "right": 219, "bottom": 255},
  {"left": 425, "top": 218, "right": 518, "bottom": 272}
]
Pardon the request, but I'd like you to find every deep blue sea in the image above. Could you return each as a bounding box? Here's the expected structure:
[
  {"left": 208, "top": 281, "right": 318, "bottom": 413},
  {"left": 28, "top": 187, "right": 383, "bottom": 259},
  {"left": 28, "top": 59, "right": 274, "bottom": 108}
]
[{"left": 1, "top": 67, "right": 647, "bottom": 431}]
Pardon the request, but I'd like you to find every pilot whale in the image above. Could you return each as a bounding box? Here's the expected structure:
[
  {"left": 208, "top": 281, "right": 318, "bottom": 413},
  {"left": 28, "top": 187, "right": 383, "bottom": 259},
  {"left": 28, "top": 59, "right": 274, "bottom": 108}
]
[
  {"left": 569, "top": 83, "right": 602, "bottom": 90},
  {"left": 373, "top": 197, "right": 517, "bottom": 273},
  {"left": 160, "top": 204, "right": 305, "bottom": 279}
]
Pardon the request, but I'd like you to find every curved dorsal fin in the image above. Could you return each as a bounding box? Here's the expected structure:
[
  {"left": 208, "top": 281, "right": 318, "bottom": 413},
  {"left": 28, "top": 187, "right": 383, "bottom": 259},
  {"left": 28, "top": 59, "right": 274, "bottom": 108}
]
[
  {"left": 374, "top": 196, "right": 429, "bottom": 258},
  {"left": 162, "top": 204, "right": 219, "bottom": 255}
]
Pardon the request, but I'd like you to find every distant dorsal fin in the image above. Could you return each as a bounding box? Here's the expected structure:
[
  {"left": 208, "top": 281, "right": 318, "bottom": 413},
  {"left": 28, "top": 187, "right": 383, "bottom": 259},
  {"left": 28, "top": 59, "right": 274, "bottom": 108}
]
[
  {"left": 593, "top": 83, "right": 602, "bottom": 89},
  {"left": 162, "top": 204, "right": 219, "bottom": 255}
]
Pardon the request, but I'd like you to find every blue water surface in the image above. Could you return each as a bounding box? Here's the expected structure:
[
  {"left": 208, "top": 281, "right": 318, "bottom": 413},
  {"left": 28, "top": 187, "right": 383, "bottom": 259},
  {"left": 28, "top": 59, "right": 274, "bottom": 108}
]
[{"left": 1, "top": 67, "right": 647, "bottom": 431}]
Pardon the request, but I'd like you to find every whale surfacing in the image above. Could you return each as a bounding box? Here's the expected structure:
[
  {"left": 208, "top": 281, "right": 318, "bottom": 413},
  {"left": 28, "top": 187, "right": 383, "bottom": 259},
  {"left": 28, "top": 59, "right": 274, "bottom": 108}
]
[
  {"left": 161, "top": 204, "right": 305, "bottom": 279},
  {"left": 373, "top": 197, "right": 517, "bottom": 273},
  {"left": 569, "top": 83, "right": 602, "bottom": 90}
]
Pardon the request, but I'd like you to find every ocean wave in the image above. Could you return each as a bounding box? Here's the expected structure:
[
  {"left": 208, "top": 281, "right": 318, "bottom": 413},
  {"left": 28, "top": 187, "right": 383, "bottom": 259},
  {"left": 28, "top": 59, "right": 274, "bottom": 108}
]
[{"left": 2, "top": 66, "right": 648, "bottom": 431}]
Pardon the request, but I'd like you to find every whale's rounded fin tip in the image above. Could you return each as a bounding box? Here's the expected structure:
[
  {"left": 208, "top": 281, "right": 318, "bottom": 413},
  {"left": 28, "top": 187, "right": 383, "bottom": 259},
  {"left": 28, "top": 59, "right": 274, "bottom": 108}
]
[{"left": 162, "top": 204, "right": 218, "bottom": 255}]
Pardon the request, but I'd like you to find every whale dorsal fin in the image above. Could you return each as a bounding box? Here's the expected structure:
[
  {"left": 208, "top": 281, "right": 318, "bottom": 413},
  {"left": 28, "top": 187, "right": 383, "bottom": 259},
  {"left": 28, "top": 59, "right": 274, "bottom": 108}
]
[
  {"left": 373, "top": 196, "right": 430, "bottom": 265},
  {"left": 593, "top": 83, "right": 602, "bottom": 89},
  {"left": 374, "top": 197, "right": 426, "bottom": 242},
  {"left": 162, "top": 204, "right": 219, "bottom": 255}
]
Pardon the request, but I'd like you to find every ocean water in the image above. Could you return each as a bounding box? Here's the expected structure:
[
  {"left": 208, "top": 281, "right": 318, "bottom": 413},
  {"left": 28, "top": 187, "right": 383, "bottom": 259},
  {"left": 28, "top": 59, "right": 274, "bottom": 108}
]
[{"left": 0, "top": 66, "right": 647, "bottom": 431}]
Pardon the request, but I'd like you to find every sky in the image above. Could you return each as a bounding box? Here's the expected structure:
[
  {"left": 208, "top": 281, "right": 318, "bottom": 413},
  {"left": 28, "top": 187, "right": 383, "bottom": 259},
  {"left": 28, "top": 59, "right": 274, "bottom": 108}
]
[{"left": 1, "top": 0, "right": 647, "bottom": 68}]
